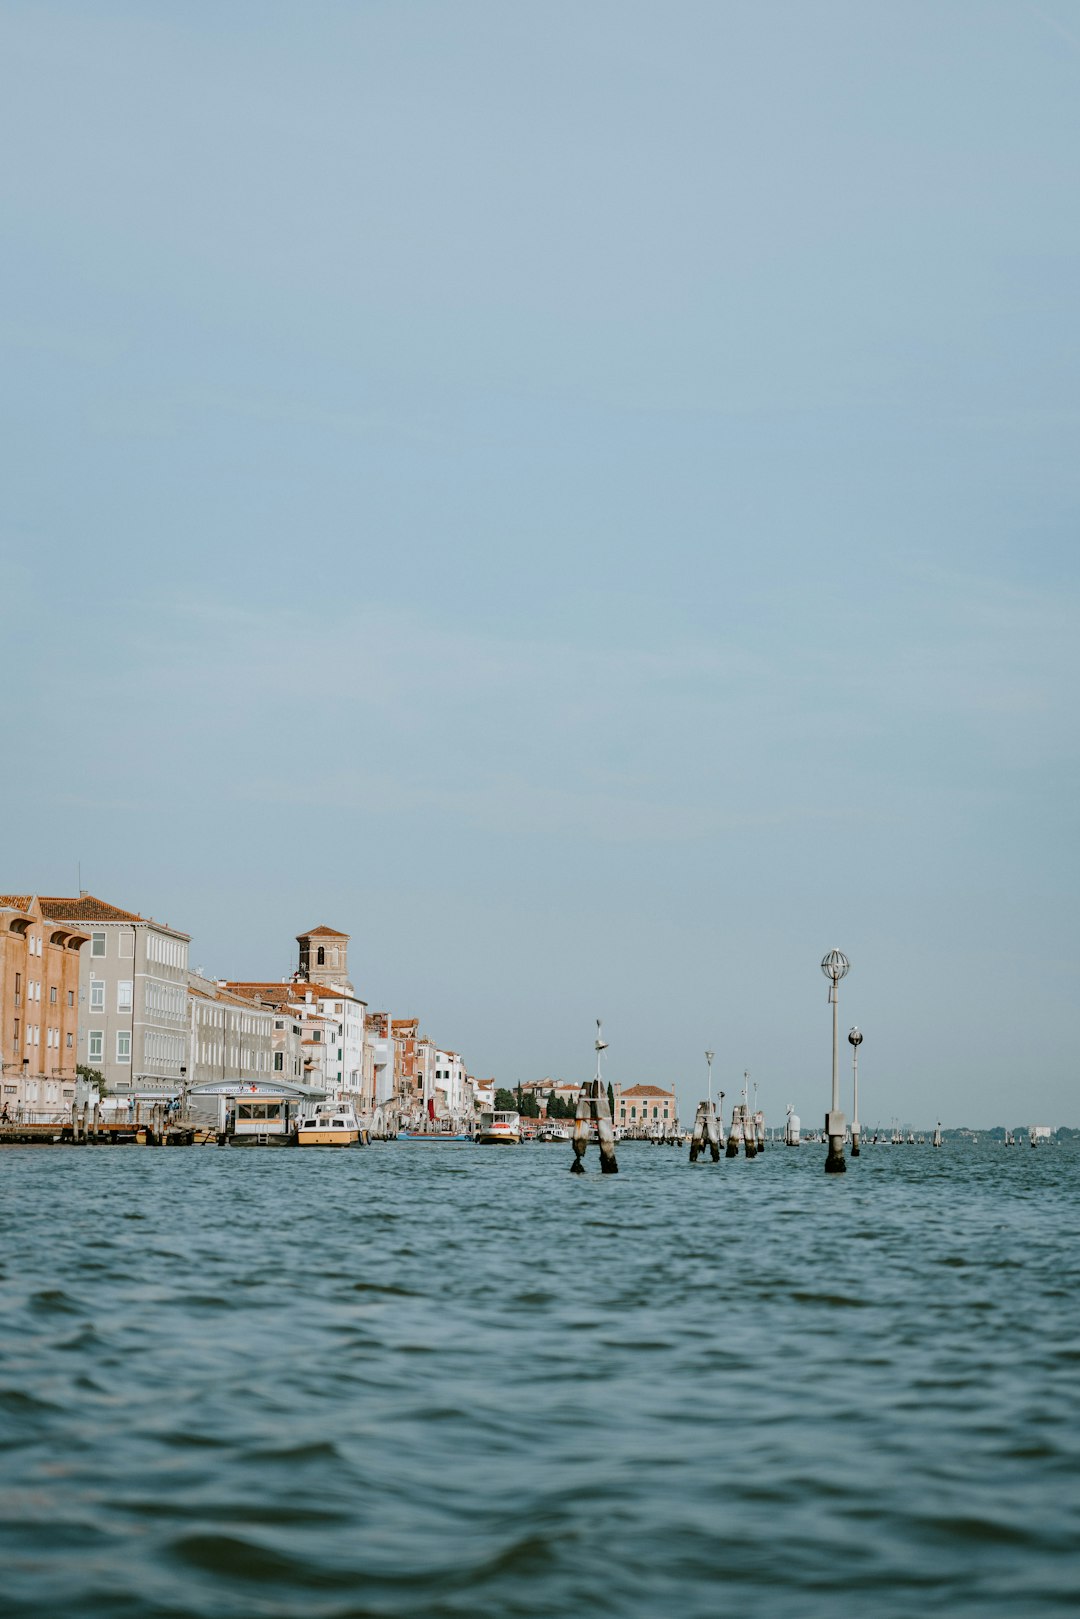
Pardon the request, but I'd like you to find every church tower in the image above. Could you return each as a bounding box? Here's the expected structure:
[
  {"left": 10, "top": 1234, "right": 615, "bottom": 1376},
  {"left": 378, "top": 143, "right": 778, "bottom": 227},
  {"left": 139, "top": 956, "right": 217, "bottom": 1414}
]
[{"left": 297, "top": 925, "right": 353, "bottom": 992}]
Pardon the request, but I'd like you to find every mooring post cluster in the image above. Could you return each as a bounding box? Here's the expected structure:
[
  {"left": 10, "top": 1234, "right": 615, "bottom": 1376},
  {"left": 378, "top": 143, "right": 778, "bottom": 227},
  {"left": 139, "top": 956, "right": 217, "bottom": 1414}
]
[
  {"left": 570, "top": 1020, "right": 619, "bottom": 1175},
  {"left": 689, "top": 1050, "right": 721, "bottom": 1162},
  {"left": 688, "top": 1102, "right": 721, "bottom": 1160}
]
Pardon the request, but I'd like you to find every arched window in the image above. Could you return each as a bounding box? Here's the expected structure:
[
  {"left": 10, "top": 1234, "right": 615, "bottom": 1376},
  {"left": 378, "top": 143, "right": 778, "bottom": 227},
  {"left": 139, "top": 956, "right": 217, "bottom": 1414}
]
[{"left": 317, "top": 946, "right": 325, "bottom": 965}]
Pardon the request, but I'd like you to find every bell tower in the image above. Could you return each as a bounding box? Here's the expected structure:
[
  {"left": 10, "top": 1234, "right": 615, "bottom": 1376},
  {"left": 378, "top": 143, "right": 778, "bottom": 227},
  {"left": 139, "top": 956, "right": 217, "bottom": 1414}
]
[{"left": 297, "top": 926, "right": 352, "bottom": 992}]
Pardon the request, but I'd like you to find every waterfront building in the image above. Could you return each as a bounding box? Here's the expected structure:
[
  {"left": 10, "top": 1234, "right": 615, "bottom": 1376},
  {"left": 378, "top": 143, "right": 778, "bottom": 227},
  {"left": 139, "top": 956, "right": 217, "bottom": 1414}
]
[
  {"left": 225, "top": 923, "right": 369, "bottom": 1111},
  {"left": 39, "top": 894, "right": 189, "bottom": 1101},
  {"left": 366, "top": 1011, "right": 401, "bottom": 1106},
  {"left": 0, "top": 894, "right": 88, "bottom": 1120},
  {"left": 295, "top": 925, "right": 368, "bottom": 1109},
  {"left": 186, "top": 973, "right": 274, "bottom": 1091},
  {"left": 618, "top": 1083, "right": 677, "bottom": 1133},
  {"left": 469, "top": 1076, "right": 495, "bottom": 1114},
  {"left": 433, "top": 1048, "right": 467, "bottom": 1116}
]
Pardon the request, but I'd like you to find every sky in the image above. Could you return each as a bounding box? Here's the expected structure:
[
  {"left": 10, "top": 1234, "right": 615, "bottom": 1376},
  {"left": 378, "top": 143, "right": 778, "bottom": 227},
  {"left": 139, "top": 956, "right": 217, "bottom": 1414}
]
[{"left": 2, "top": 1, "right": 1078, "bottom": 1127}]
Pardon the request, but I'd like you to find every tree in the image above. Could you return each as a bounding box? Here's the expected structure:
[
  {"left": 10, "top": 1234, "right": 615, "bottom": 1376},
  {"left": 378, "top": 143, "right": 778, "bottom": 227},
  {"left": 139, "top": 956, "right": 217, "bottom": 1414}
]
[
  {"left": 607, "top": 1081, "right": 615, "bottom": 1117},
  {"left": 77, "top": 1064, "right": 105, "bottom": 1099},
  {"left": 519, "top": 1091, "right": 540, "bottom": 1118},
  {"left": 494, "top": 1087, "right": 518, "bottom": 1112}
]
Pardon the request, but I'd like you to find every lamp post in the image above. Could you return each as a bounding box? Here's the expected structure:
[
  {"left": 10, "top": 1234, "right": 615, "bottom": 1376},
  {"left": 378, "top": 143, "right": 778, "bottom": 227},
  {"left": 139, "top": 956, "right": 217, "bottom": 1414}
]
[
  {"left": 848, "top": 1027, "right": 862, "bottom": 1156},
  {"left": 705, "top": 1050, "right": 714, "bottom": 1106},
  {"left": 821, "top": 949, "right": 850, "bottom": 1174}
]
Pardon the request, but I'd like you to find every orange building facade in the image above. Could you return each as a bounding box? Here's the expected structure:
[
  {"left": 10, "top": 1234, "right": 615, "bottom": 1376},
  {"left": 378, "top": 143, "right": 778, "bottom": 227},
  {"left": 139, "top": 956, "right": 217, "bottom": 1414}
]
[{"left": 1, "top": 894, "right": 88, "bottom": 1121}]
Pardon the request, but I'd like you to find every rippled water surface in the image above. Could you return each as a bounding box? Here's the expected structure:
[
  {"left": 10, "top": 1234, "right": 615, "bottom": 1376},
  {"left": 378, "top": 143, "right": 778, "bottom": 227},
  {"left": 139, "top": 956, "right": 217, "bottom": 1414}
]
[{"left": 2, "top": 1139, "right": 1079, "bottom": 1618}]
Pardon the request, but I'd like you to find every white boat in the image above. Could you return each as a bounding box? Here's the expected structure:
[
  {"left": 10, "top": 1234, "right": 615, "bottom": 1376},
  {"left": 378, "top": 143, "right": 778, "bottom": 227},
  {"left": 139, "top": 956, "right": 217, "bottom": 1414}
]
[
  {"left": 294, "top": 1103, "right": 366, "bottom": 1147},
  {"left": 477, "top": 1109, "right": 521, "bottom": 1145}
]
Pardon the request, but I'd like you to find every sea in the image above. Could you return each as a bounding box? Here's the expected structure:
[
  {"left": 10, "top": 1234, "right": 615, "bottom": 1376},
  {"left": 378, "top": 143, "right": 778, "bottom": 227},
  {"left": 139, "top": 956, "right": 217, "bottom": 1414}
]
[{"left": 1, "top": 1138, "right": 1078, "bottom": 1618}]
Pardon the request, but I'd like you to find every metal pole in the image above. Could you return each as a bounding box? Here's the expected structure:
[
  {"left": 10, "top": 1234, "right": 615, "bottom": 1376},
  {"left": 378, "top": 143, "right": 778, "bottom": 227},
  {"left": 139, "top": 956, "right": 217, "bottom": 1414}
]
[{"left": 821, "top": 950, "right": 849, "bottom": 1174}]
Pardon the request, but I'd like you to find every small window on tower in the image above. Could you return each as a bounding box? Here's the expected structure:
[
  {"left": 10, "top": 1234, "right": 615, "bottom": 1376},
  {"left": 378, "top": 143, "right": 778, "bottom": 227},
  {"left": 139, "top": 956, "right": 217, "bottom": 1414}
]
[{"left": 317, "top": 947, "right": 325, "bottom": 966}]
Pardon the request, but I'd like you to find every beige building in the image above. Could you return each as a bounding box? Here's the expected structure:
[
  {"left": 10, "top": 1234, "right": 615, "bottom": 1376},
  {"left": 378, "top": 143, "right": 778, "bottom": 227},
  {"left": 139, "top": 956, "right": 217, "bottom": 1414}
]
[
  {"left": 187, "top": 973, "right": 274, "bottom": 1091},
  {"left": 618, "top": 1083, "right": 677, "bottom": 1134},
  {"left": 36, "top": 894, "right": 190, "bottom": 1100},
  {"left": 0, "top": 894, "right": 88, "bottom": 1120}
]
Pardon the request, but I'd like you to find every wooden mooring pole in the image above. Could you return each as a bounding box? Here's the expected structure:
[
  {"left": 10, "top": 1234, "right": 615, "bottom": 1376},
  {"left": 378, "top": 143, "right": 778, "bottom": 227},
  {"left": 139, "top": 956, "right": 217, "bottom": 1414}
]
[
  {"left": 688, "top": 1101, "right": 721, "bottom": 1162},
  {"left": 570, "top": 1021, "right": 619, "bottom": 1175}
]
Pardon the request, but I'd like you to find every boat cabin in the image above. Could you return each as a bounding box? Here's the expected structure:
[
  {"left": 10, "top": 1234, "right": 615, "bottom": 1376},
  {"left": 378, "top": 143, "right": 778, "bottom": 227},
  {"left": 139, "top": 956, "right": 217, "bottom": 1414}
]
[{"left": 234, "top": 1097, "right": 292, "bottom": 1137}]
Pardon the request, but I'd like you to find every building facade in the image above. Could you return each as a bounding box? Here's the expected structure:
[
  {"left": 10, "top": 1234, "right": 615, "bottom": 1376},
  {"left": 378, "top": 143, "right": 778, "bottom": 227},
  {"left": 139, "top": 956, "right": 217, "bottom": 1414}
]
[
  {"left": 0, "top": 894, "right": 88, "bottom": 1120},
  {"left": 433, "top": 1048, "right": 467, "bottom": 1117},
  {"left": 617, "top": 1083, "right": 677, "bottom": 1134},
  {"left": 186, "top": 973, "right": 274, "bottom": 1091},
  {"left": 38, "top": 895, "right": 190, "bottom": 1101}
]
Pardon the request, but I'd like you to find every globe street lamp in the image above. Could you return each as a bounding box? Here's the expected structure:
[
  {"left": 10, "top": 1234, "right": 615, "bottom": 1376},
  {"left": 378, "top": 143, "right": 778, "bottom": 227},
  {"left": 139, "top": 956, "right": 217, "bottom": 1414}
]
[
  {"left": 705, "top": 1049, "right": 714, "bottom": 1107},
  {"left": 848, "top": 1027, "right": 863, "bottom": 1156},
  {"left": 821, "top": 949, "right": 850, "bottom": 1174}
]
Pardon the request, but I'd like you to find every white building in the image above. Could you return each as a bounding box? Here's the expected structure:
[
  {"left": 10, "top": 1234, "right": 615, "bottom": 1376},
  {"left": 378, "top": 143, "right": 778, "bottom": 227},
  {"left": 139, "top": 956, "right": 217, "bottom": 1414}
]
[{"left": 433, "top": 1048, "right": 467, "bottom": 1117}]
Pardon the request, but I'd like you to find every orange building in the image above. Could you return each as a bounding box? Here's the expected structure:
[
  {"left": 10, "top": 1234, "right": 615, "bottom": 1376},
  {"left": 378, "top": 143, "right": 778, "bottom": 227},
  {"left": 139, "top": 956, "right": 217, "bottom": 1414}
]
[{"left": 1, "top": 894, "right": 88, "bottom": 1121}]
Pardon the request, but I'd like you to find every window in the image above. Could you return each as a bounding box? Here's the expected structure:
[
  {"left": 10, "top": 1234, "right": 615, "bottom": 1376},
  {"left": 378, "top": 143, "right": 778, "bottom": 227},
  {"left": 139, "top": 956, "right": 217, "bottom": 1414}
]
[
  {"left": 90, "top": 980, "right": 104, "bottom": 1012},
  {"left": 14, "top": 973, "right": 20, "bottom": 1006},
  {"left": 317, "top": 947, "right": 325, "bottom": 965},
  {"left": 88, "top": 1031, "right": 103, "bottom": 1061},
  {"left": 66, "top": 1032, "right": 73, "bottom": 1049},
  {"left": 273, "top": 1053, "right": 283, "bottom": 1072},
  {"left": 67, "top": 990, "right": 74, "bottom": 1007},
  {"left": 116, "top": 1032, "right": 131, "bottom": 1063},
  {"left": 12, "top": 1019, "right": 18, "bottom": 1049},
  {"left": 50, "top": 986, "right": 57, "bottom": 1004},
  {"left": 117, "top": 981, "right": 133, "bottom": 1012},
  {"left": 91, "top": 933, "right": 106, "bottom": 957},
  {"left": 313, "top": 1031, "right": 321, "bottom": 1042}
]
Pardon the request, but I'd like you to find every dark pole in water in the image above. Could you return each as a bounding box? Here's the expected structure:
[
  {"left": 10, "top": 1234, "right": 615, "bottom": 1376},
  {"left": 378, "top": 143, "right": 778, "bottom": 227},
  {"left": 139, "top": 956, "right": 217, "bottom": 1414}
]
[
  {"left": 848, "top": 1027, "right": 863, "bottom": 1156},
  {"left": 821, "top": 950, "right": 850, "bottom": 1174}
]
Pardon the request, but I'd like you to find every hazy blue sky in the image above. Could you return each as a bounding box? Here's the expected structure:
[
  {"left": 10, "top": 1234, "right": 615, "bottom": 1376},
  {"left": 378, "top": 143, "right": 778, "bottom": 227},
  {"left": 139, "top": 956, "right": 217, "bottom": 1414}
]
[{"left": 2, "top": 1, "right": 1077, "bottom": 1126}]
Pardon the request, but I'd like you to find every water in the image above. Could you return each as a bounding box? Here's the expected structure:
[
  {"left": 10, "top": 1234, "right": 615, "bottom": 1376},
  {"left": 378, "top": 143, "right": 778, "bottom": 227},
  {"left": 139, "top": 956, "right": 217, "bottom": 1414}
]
[{"left": 1, "top": 1140, "right": 1078, "bottom": 1618}]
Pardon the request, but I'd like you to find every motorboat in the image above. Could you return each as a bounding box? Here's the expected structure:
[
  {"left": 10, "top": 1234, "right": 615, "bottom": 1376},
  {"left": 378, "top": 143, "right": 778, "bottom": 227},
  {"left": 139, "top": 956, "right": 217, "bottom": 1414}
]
[
  {"left": 294, "top": 1102, "right": 366, "bottom": 1147},
  {"left": 476, "top": 1109, "right": 522, "bottom": 1145}
]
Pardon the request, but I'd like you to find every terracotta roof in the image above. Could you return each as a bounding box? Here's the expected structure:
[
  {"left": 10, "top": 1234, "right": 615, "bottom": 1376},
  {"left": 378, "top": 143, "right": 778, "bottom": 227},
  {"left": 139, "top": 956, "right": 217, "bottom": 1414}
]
[
  {"left": 0, "top": 895, "right": 33, "bottom": 911},
  {"left": 619, "top": 1084, "right": 676, "bottom": 1098},
  {"left": 189, "top": 983, "right": 269, "bottom": 1010},
  {"left": 225, "top": 980, "right": 353, "bottom": 1006},
  {"left": 297, "top": 925, "right": 349, "bottom": 939},
  {"left": 40, "top": 894, "right": 147, "bottom": 923}
]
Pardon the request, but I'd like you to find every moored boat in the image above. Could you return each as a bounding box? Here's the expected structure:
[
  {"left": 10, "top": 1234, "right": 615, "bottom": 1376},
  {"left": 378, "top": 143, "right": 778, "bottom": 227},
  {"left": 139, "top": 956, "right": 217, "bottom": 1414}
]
[
  {"left": 294, "top": 1103, "right": 366, "bottom": 1147},
  {"left": 476, "top": 1109, "right": 521, "bottom": 1145}
]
